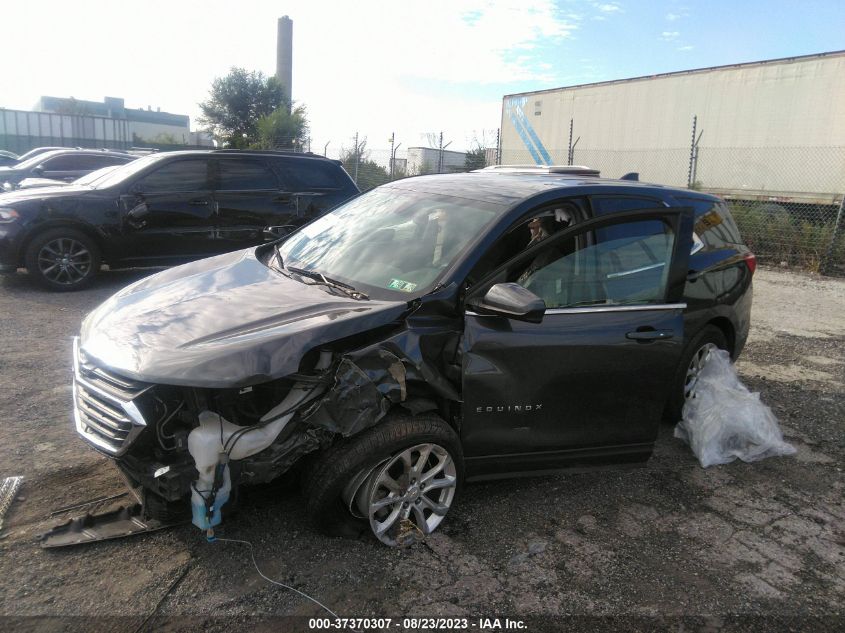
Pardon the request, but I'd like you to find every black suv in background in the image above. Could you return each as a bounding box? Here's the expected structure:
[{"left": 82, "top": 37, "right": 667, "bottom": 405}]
[
  {"left": 0, "top": 150, "right": 359, "bottom": 289},
  {"left": 0, "top": 149, "right": 136, "bottom": 190}
]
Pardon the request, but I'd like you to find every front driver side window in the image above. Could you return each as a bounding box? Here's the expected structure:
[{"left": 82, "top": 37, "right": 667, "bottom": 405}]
[{"left": 511, "top": 219, "right": 675, "bottom": 308}]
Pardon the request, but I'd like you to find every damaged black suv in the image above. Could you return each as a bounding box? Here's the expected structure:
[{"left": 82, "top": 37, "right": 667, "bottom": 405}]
[{"left": 67, "top": 172, "right": 754, "bottom": 547}]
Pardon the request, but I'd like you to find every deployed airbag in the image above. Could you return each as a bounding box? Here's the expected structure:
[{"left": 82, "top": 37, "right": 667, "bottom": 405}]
[{"left": 675, "top": 350, "right": 796, "bottom": 468}]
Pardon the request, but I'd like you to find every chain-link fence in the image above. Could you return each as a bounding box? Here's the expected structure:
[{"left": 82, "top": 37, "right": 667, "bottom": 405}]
[{"left": 325, "top": 140, "right": 844, "bottom": 276}]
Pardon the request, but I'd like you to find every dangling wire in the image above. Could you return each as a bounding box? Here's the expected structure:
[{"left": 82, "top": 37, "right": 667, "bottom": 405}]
[{"left": 213, "top": 537, "right": 340, "bottom": 619}]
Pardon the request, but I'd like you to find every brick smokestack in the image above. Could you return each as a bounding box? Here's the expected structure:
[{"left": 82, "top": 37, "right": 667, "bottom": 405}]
[{"left": 276, "top": 16, "right": 293, "bottom": 106}]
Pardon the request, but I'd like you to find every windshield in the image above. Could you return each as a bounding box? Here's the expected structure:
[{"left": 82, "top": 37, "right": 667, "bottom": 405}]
[
  {"left": 91, "top": 153, "right": 166, "bottom": 189},
  {"left": 277, "top": 187, "right": 504, "bottom": 300},
  {"left": 75, "top": 165, "right": 121, "bottom": 186}
]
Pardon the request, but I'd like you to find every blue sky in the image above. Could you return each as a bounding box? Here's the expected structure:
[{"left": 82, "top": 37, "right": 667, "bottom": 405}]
[{"left": 1, "top": 1, "right": 842, "bottom": 153}]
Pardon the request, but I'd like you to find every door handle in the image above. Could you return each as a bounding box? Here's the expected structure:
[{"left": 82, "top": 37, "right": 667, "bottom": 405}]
[
  {"left": 189, "top": 199, "right": 209, "bottom": 206},
  {"left": 626, "top": 329, "right": 674, "bottom": 341}
]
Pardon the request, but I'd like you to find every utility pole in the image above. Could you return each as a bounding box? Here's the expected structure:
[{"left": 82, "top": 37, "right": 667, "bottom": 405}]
[
  {"left": 389, "top": 132, "right": 395, "bottom": 179},
  {"left": 687, "top": 115, "right": 703, "bottom": 189},
  {"left": 567, "top": 119, "right": 574, "bottom": 165},
  {"left": 495, "top": 127, "right": 500, "bottom": 166},
  {"left": 438, "top": 132, "right": 451, "bottom": 173},
  {"left": 390, "top": 133, "right": 402, "bottom": 180},
  {"left": 353, "top": 132, "right": 359, "bottom": 184},
  {"left": 323, "top": 141, "right": 330, "bottom": 157}
]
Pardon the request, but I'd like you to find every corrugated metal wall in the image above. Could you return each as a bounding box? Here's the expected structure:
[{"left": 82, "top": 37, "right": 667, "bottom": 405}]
[
  {"left": 0, "top": 109, "right": 132, "bottom": 154},
  {"left": 499, "top": 52, "right": 845, "bottom": 198}
]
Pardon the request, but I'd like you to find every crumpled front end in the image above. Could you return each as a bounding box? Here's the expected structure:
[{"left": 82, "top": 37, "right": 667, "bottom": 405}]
[{"left": 67, "top": 336, "right": 413, "bottom": 541}]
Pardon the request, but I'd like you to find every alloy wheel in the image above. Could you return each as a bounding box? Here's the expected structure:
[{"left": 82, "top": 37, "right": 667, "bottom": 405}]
[
  {"left": 684, "top": 342, "right": 718, "bottom": 399},
  {"left": 37, "top": 237, "right": 92, "bottom": 286},
  {"left": 349, "top": 443, "right": 457, "bottom": 546}
]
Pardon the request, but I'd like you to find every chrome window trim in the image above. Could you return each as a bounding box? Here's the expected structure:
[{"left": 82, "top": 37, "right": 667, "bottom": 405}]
[
  {"left": 543, "top": 303, "right": 686, "bottom": 315},
  {"left": 466, "top": 303, "right": 686, "bottom": 318},
  {"left": 606, "top": 261, "right": 666, "bottom": 279}
]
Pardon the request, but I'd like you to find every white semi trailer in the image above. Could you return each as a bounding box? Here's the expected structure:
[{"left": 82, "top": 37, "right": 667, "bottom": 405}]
[{"left": 499, "top": 50, "right": 845, "bottom": 206}]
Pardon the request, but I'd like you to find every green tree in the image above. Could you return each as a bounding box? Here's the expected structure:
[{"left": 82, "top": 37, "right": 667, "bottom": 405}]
[
  {"left": 340, "top": 138, "right": 390, "bottom": 191},
  {"left": 198, "top": 68, "right": 290, "bottom": 148},
  {"left": 464, "top": 146, "right": 487, "bottom": 171},
  {"left": 253, "top": 105, "right": 308, "bottom": 150}
]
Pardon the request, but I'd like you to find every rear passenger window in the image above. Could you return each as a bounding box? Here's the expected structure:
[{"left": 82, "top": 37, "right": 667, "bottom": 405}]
[
  {"left": 675, "top": 197, "right": 742, "bottom": 248},
  {"left": 277, "top": 161, "right": 343, "bottom": 189},
  {"left": 69, "top": 155, "right": 131, "bottom": 170},
  {"left": 40, "top": 155, "right": 85, "bottom": 171},
  {"left": 217, "top": 159, "right": 277, "bottom": 190}
]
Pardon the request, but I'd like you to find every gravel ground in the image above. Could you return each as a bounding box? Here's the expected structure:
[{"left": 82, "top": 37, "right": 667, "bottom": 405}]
[{"left": 0, "top": 266, "right": 842, "bottom": 632}]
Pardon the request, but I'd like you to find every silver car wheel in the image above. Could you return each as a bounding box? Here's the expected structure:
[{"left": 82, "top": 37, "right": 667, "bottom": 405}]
[
  {"left": 684, "top": 342, "right": 718, "bottom": 399},
  {"left": 356, "top": 443, "right": 457, "bottom": 546}
]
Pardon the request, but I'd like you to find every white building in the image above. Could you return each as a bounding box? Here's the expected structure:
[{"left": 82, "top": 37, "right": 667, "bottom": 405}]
[
  {"left": 406, "top": 147, "right": 467, "bottom": 175},
  {"left": 499, "top": 50, "right": 845, "bottom": 202}
]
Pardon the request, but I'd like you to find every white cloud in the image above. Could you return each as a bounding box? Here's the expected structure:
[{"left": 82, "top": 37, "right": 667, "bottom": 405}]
[
  {"left": 677, "top": 45, "right": 694, "bottom": 51},
  {"left": 596, "top": 3, "right": 623, "bottom": 12},
  {"left": 666, "top": 12, "right": 681, "bottom": 21},
  {"left": 0, "top": 0, "right": 580, "bottom": 152},
  {"left": 661, "top": 31, "right": 681, "bottom": 41}
]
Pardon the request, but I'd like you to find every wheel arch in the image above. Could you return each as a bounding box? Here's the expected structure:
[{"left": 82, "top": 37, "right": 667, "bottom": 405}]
[
  {"left": 706, "top": 316, "right": 736, "bottom": 357},
  {"left": 19, "top": 220, "right": 108, "bottom": 266}
]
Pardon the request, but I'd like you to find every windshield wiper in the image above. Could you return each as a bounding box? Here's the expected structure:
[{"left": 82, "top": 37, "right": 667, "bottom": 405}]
[
  {"left": 266, "top": 244, "right": 291, "bottom": 277},
  {"left": 287, "top": 266, "right": 369, "bottom": 300},
  {"left": 273, "top": 243, "right": 285, "bottom": 269}
]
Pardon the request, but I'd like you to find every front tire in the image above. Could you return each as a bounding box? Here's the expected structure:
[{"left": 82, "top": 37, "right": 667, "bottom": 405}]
[
  {"left": 25, "top": 228, "right": 101, "bottom": 291},
  {"left": 303, "top": 413, "right": 463, "bottom": 546},
  {"left": 665, "top": 324, "right": 728, "bottom": 422}
]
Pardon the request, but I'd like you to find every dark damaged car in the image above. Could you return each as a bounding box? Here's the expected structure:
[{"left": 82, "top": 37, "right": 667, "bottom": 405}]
[{"left": 61, "top": 172, "right": 755, "bottom": 547}]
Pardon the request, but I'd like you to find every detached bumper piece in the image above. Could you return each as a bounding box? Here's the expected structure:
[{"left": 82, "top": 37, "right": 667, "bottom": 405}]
[{"left": 39, "top": 502, "right": 183, "bottom": 548}]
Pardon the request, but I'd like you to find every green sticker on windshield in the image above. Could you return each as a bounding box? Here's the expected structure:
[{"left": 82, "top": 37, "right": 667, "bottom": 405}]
[{"left": 388, "top": 278, "right": 417, "bottom": 292}]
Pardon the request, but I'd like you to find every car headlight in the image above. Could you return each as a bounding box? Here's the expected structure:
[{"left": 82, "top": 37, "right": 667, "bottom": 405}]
[{"left": 0, "top": 208, "right": 20, "bottom": 223}]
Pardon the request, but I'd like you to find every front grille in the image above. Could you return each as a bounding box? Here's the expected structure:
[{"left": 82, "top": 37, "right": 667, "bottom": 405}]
[{"left": 72, "top": 338, "right": 151, "bottom": 455}]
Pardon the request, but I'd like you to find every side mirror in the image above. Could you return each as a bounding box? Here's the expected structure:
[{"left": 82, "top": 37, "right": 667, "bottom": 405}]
[
  {"left": 472, "top": 282, "right": 546, "bottom": 323},
  {"left": 32, "top": 166, "right": 44, "bottom": 176},
  {"left": 263, "top": 225, "right": 296, "bottom": 241}
]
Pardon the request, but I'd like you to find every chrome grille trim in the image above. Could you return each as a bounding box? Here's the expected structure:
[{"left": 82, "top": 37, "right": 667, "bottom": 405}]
[{"left": 72, "top": 338, "right": 149, "bottom": 456}]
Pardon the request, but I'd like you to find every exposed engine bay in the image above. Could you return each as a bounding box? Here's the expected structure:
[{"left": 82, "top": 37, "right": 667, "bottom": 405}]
[{"left": 45, "top": 305, "right": 462, "bottom": 547}]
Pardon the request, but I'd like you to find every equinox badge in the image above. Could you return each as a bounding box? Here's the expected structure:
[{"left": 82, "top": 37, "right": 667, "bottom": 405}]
[{"left": 476, "top": 404, "right": 544, "bottom": 413}]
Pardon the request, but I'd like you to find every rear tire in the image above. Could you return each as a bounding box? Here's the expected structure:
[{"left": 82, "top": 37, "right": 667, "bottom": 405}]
[
  {"left": 664, "top": 324, "right": 728, "bottom": 423},
  {"left": 25, "top": 228, "right": 101, "bottom": 291},
  {"left": 303, "top": 412, "right": 463, "bottom": 545}
]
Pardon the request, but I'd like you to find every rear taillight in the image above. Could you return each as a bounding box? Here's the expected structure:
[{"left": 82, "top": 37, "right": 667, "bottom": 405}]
[{"left": 743, "top": 252, "right": 757, "bottom": 276}]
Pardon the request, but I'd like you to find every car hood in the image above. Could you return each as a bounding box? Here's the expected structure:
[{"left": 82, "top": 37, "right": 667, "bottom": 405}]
[
  {"left": 0, "top": 184, "right": 93, "bottom": 202},
  {"left": 17, "top": 177, "right": 69, "bottom": 190},
  {"left": 80, "top": 248, "right": 409, "bottom": 387}
]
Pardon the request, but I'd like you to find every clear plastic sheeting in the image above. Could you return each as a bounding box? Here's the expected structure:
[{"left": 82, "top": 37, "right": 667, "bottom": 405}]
[{"left": 675, "top": 350, "right": 796, "bottom": 468}]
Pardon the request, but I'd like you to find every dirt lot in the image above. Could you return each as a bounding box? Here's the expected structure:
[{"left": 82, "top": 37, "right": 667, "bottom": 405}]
[{"left": 0, "top": 267, "right": 843, "bottom": 632}]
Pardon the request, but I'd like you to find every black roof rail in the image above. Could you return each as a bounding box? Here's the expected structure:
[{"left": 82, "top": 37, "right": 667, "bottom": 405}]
[{"left": 210, "top": 149, "right": 324, "bottom": 158}]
